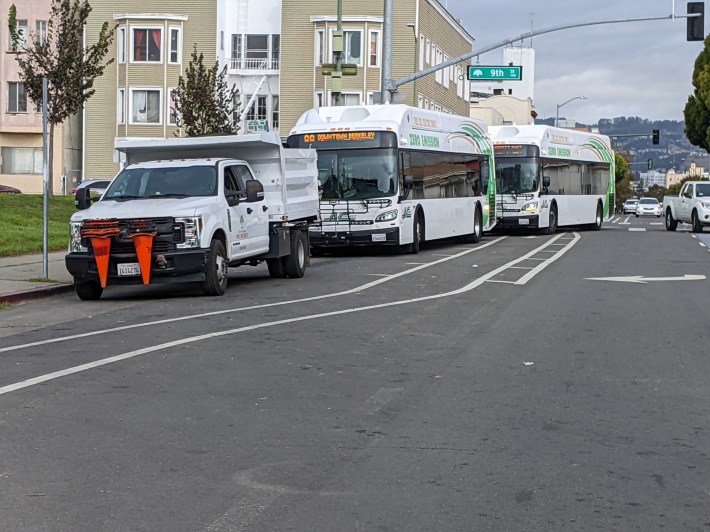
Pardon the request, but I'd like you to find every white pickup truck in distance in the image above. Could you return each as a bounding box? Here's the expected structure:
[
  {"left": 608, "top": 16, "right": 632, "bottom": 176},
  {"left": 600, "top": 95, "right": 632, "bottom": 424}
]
[
  {"left": 662, "top": 180, "right": 710, "bottom": 233},
  {"left": 65, "top": 133, "right": 319, "bottom": 300}
]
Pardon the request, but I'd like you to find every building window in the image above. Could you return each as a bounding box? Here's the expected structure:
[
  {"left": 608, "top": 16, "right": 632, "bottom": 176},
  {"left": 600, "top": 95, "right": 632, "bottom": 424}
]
[
  {"left": 169, "top": 27, "right": 181, "bottom": 64},
  {"left": 231, "top": 34, "right": 242, "bottom": 69},
  {"left": 368, "top": 30, "right": 380, "bottom": 67},
  {"left": 343, "top": 30, "right": 362, "bottom": 66},
  {"left": 130, "top": 88, "right": 161, "bottom": 124},
  {"left": 245, "top": 34, "right": 268, "bottom": 68},
  {"left": 425, "top": 39, "right": 431, "bottom": 64},
  {"left": 8, "top": 82, "right": 27, "bottom": 113},
  {"left": 10, "top": 19, "right": 28, "bottom": 51},
  {"left": 272, "top": 35, "right": 280, "bottom": 69},
  {"left": 331, "top": 92, "right": 360, "bottom": 106},
  {"left": 419, "top": 36, "right": 425, "bottom": 71},
  {"left": 117, "top": 88, "right": 125, "bottom": 124},
  {"left": 1, "top": 147, "right": 43, "bottom": 174},
  {"left": 271, "top": 95, "right": 279, "bottom": 130},
  {"left": 168, "top": 88, "right": 178, "bottom": 125},
  {"left": 443, "top": 55, "right": 450, "bottom": 89},
  {"left": 117, "top": 27, "right": 126, "bottom": 63},
  {"left": 231, "top": 34, "right": 278, "bottom": 69},
  {"left": 132, "top": 28, "right": 161, "bottom": 62},
  {"left": 315, "top": 29, "right": 325, "bottom": 66},
  {"left": 245, "top": 95, "right": 267, "bottom": 121},
  {"left": 36, "top": 21, "right": 48, "bottom": 45},
  {"left": 418, "top": 94, "right": 423, "bottom": 108},
  {"left": 315, "top": 92, "right": 324, "bottom": 108}
]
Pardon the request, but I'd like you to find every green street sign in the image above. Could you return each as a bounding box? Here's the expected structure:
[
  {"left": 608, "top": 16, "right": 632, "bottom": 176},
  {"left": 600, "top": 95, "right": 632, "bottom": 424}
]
[
  {"left": 321, "top": 63, "right": 358, "bottom": 76},
  {"left": 467, "top": 65, "right": 522, "bottom": 81}
]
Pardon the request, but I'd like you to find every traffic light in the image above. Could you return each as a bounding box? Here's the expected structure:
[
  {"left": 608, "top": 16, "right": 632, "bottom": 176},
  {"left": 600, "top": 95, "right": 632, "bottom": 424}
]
[
  {"left": 687, "top": 2, "right": 705, "bottom": 41},
  {"left": 648, "top": 159, "right": 653, "bottom": 170},
  {"left": 652, "top": 129, "right": 660, "bottom": 144}
]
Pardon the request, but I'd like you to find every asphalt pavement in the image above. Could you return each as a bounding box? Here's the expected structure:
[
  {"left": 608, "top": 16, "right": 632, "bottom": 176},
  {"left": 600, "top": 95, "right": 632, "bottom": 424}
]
[{"left": 0, "top": 251, "right": 74, "bottom": 303}]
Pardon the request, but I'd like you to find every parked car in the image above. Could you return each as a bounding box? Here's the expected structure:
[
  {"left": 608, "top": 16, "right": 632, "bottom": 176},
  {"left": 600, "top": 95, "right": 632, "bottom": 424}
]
[
  {"left": 622, "top": 198, "right": 638, "bottom": 214},
  {"left": 0, "top": 184, "right": 21, "bottom": 194},
  {"left": 72, "top": 179, "right": 111, "bottom": 207},
  {"left": 636, "top": 197, "right": 662, "bottom": 217}
]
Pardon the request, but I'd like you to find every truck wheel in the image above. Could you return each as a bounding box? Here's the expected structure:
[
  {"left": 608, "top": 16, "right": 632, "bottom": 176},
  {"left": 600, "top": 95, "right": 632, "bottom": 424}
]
[
  {"left": 202, "top": 239, "right": 228, "bottom": 296},
  {"left": 285, "top": 230, "right": 307, "bottom": 278},
  {"left": 692, "top": 210, "right": 703, "bottom": 233},
  {"left": 75, "top": 281, "right": 103, "bottom": 301},
  {"left": 665, "top": 209, "right": 678, "bottom": 231},
  {"left": 464, "top": 206, "right": 483, "bottom": 243},
  {"left": 266, "top": 258, "right": 287, "bottom": 278},
  {"left": 542, "top": 205, "right": 557, "bottom": 235}
]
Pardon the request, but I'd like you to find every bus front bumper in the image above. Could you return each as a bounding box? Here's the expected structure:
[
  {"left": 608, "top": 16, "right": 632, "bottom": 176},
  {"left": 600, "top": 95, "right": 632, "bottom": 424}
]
[
  {"left": 497, "top": 215, "right": 540, "bottom": 229},
  {"left": 310, "top": 227, "right": 401, "bottom": 247}
]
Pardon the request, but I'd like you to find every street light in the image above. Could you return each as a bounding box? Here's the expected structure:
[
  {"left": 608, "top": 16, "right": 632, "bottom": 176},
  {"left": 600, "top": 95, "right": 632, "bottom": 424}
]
[
  {"left": 555, "top": 96, "right": 587, "bottom": 127},
  {"left": 406, "top": 23, "right": 417, "bottom": 106}
]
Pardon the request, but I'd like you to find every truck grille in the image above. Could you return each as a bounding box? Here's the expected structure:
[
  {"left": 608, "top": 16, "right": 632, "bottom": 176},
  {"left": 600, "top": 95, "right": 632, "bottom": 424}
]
[{"left": 82, "top": 217, "right": 182, "bottom": 256}]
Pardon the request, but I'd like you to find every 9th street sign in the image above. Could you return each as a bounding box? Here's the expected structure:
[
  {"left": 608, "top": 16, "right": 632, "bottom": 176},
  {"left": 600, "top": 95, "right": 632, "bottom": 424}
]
[{"left": 467, "top": 65, "right": 523, "bottom": 81}]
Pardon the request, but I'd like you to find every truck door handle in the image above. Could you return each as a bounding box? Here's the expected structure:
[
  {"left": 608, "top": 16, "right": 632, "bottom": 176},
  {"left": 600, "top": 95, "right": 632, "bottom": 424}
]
[
  {"left": 262, "top": 205, "right": 268, "bottom": 212},
  {"left": 247, "top": 207, "right": 253, "bottom": 214}
]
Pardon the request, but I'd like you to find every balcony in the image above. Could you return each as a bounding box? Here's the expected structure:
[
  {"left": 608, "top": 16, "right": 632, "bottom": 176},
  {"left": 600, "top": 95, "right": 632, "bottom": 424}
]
[{"left": 229, "top": 58, "right": 280, "bottom": 73}]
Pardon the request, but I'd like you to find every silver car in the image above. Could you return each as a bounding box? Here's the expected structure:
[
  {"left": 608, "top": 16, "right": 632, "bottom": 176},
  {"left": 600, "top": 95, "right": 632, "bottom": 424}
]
[
  {"left": 635, "top": 197, "right": 662, "bottom": 217},
  {"left": 622, "top": 199, "right": 638, "bottom": 214}
]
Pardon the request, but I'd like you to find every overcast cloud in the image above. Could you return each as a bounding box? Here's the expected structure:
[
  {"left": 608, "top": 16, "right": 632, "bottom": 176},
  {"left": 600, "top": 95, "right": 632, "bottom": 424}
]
[{"left": 445, "top": 0, "right": 704, "bottom": 124}]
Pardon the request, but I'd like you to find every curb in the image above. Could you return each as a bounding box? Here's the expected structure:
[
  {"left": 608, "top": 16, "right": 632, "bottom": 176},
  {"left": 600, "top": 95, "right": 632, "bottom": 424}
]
[{"left": 0, "top": 283, "right": 74, "bottom": 304}]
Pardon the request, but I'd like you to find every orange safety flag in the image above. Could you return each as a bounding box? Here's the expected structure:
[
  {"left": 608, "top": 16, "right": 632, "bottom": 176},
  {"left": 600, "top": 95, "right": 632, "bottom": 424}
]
[
  {"left": 130, "top": 233, "right": 156, "bottom": 285},
  {"left": 91, "top": 237, "right": 112, "bottom": 288}
]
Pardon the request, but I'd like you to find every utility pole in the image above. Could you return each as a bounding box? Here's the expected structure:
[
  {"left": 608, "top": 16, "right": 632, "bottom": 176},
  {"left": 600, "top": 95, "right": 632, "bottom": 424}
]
[
  {"left": 381, "top": 0, "right": 393, "bottom": 104},
  {"left": 332, "top": 0, "right": 343, "bottom": 105}
]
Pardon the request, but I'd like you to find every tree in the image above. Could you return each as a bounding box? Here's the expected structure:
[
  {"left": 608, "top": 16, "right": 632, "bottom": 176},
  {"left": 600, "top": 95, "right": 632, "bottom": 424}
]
[
  {"left": 684, "top": 34, "right": 710, "bottom": 152},
  {"left": 172, "top": 45, "right": 240, "bottom": 137},
  {"left": 9, "top": 0, "right": 116, "bottom": 196},
  {"left": 614, "top": 151, "right": 634, "bottom": 209}
]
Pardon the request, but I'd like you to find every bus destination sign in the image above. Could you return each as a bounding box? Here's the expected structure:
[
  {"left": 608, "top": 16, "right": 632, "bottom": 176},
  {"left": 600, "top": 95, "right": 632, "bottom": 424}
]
[{"left": 468, "top": 65, "right": 523, "bottom": 81}]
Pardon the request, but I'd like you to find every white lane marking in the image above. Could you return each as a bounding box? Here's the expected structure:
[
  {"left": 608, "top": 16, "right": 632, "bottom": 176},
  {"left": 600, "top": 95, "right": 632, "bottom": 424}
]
[
  {"left": 515, "top": 233, "right": 580, "bottom": 285},
  {"left": 0, "top": 236, "right": 577, "bottom": 396},
  {"left": 364, "top": 274, "right": 390, "bottom": 277},
  {"left": 699, "top": 242, "right": 707, "bottom": 248},
  {"left": 629, "top": 228, "right": 646, "bottom": 232},
  {"left": 0, "top": 237, "right": 508, "bottom": 354},
  {"left": 486, "top": 280, "right": 515, "bottom": 284},
  {"left": 650, "top": 222, "right": 663, "bottom": 226},
  {"left": 508, "top": 266, "right": 534, "bottom": 270},
  {"left": 585, "top": 274, "right": 706, "bottom": 284}
]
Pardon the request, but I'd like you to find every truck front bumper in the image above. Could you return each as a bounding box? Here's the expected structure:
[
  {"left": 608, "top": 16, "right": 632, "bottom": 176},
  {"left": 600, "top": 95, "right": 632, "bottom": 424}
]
[{"left": 65, "top": 249, "right": 208, "bottom": 286}]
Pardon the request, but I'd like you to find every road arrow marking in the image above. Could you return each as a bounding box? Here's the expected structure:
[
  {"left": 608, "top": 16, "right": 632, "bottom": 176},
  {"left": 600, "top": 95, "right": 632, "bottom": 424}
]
[{"left": 585, "top": 274, "right": 706, "bottom": 284}]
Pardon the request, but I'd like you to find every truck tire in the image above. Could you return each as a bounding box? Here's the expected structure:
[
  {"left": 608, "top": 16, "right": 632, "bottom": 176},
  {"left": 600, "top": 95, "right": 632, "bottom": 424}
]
[
  {"left": 202, "top": 239, "right": 228, "bottom": 296},
  {"left": 692, "top": 210, "right": 703, "bottom": 233},
  {"left": 665, "top": 209, "right": 677, "bottom": 231},
  {"left": 285, "top": 230, "right": 307, "bottom": 278},
  {"left": 542, "top": 205, "right": 557, "bottom": 235},
  {"left": 75, "top": 281, "right": 103, "bottom": 301},
  {"left": 266, "top": 258, "right": 287, "bottom": 278}
]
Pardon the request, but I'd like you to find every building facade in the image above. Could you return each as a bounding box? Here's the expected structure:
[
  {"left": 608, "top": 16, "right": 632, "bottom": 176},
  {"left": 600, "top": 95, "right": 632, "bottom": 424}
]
[
  {"left": 0, "top": 0, "right": 64, "bottom": 194},
  {"left": 280, "top": 0, "right": 474, "bottom": 135},
  {"left": 85, "top": 1, "right": 216, "bottom": 179}
]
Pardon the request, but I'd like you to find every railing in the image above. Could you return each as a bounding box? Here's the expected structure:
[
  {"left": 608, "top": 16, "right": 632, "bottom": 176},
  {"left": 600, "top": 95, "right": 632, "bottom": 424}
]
[{"left": 229, "top": 58, "right": 280, "bottom": 71}]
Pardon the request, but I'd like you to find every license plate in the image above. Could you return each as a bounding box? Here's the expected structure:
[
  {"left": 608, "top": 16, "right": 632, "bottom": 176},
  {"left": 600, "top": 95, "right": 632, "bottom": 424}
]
[
  {"left": 518, "top": 218, "right": 530, "bottom": 225},
  {"left": 117, "top": 262, "right": 141, "bottom": 276},
  {"left": 372, "top": 234, "right": 386, "bottom": 242}
]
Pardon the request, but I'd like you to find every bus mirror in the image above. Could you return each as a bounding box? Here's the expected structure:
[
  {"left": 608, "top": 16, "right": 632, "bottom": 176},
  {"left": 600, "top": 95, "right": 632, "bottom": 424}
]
[
  {"left": 404, "top": 175, "right": 414, "bottom": 189},
  {"left": 542, "top": 176, "right": 550, "bottom": 188}
]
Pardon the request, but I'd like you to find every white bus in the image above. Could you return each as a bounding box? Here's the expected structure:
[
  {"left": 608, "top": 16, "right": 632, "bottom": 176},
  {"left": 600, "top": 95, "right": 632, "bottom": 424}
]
[
  {"left": 287, "top": 105, "right": 497, "bottom": 254},
  {"left": 489, "top": 125, "right": 615, "bottom": 233}
]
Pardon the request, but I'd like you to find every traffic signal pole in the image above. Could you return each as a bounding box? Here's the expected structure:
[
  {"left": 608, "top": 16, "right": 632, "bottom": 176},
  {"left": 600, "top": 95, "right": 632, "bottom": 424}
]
[{"left": 382, "top": 9, "right": 703, "bottom": 102}]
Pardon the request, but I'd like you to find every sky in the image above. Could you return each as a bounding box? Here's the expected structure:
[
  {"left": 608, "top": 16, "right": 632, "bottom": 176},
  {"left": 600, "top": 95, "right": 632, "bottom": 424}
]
[{"left": 445, "top": 0, "right": 705, "bottom": 124}]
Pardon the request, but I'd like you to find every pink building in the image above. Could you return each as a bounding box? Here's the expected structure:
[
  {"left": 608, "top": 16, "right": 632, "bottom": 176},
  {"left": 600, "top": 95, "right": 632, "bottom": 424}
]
[{"left": 0, "top": 0, "right": 64, "bottom": 194}]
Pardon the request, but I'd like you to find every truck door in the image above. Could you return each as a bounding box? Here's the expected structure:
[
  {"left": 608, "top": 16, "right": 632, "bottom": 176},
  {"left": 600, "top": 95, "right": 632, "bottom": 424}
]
[
  {"left": 679, "top": 183, "right": 693, "bottom": 220},
  {"left": 224, "top": 164, "right": 269, "bottom": 259}
]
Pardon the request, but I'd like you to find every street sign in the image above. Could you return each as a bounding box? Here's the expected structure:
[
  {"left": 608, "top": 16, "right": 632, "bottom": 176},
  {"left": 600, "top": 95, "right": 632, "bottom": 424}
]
[
  {"left": 321, "top": 63, "right": 358, "bottom": 76},
  {"left": 467, "top": 65, "right": 522, "bottom": 81}
]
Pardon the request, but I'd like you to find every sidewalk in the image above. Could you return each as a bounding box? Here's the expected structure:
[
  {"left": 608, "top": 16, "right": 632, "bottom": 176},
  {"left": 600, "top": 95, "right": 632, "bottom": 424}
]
[{"left": 0, "top": 251, "right": 74, "bottom": 303}]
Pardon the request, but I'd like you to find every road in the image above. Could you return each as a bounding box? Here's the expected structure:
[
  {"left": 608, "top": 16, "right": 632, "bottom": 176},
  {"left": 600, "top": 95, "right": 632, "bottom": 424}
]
[{"left": 1, "top": 215, "right": 709, "bottom": 531}]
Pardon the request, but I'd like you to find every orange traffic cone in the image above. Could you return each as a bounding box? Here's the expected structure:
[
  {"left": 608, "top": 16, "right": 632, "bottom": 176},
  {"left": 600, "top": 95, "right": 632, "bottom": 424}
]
[
  {"left": 131, "top": 233, "right": 155, "bottom": 285},
  {"left": 91, "top": 237, "right": 112, "bottom": 288}
]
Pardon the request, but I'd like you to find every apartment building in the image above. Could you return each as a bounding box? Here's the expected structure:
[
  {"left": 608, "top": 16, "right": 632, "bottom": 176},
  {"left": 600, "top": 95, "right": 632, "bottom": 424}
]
[
  {"left": 0, "top": 0, "right": 64, "bottom": 194},
  {"left": 280, "top": 0, "right": 474, "bottom": 134},
  {"left": 84, "top": 1, "right": 216, "bottom": 179}
]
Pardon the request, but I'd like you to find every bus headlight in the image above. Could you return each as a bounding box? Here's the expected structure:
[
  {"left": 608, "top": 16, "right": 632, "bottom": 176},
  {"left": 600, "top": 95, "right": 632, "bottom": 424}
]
[
  {"left": 69, "top": 221, "right": 87, "bottom": 252},
  {"left": 375, "top": 210, "right": 399, "bottom": 222},
  {"left": 522, "top": 201, "right": 539, "bottom": 212},
  {"left": 176, "top": 216, "right": 203, "bottom": 248}
]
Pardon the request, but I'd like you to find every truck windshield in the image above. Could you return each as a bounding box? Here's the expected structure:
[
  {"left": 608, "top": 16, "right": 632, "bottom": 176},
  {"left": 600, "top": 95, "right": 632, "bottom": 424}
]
[
  {"left": 316, "top": 148, "right": 397, "bottom": 200},
  {"left": 495, "top": 157, "right": 540, "bottom": 194},
  {"left": 102, "top": 165, "right": 218, "bottom": 200}
]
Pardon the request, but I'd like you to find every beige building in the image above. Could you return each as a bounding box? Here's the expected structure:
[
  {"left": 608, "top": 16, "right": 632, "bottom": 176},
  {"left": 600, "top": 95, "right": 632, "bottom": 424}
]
[
  {"left": 85, "top": 2, "right": 217, "bottom": 179},
  {"left": 0, "top": 0, "right": 64, "bottom": 194},
  {"left": 280, "top": 0, "right": 473, "bottom": 135}
]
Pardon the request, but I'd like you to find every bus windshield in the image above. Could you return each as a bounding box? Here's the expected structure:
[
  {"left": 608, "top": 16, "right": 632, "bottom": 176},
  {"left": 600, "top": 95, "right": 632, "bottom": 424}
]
[
  {"left": 316, "top": 148, "right": 397, "bottom": 200},
  {"left": 495, "top": 157, "right": 540, "bottom": 194}
]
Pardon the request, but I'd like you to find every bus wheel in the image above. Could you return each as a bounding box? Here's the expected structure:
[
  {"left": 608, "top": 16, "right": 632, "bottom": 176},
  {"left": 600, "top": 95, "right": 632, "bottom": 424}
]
[
  {"left": 75, "top": 281, "right": 103, "bottom": 301},
  {"left": 590, "top": 202, "right": 603, "bottom": 231},
  {"left": 410, "top": 212, "right": 424, "bottom": 254},
  {"left": 665, "top": 209, "right": 677, "bottom": 231},
  {"left": 285, "top": 230, "right": 307, "bottom": 278},
  {"left": 465, "top": 206, "right": 483, "bottom": 243},
  {"left": 542, "top": 205, "right": 557, "bottom": 235}
]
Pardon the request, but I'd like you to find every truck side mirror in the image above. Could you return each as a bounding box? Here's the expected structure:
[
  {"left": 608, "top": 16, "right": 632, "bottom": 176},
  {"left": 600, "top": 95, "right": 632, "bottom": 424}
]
[
  {"left": 75, "top": 187, "right": 92, "bottom": 210},
  {"left": 245, "top": 179, "right": 264, "bottom": 203}
]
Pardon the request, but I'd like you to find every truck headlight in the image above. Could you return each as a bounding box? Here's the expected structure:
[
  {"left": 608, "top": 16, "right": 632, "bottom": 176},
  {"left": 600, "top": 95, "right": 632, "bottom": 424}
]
[
  {"left": 521, "top": 201, "right": 538, "bottom": 212},
  {"left": 69, "top": 221, "right": 87, "bottom": 252},
  {"left": 375, "top": 210, "right": 398, "bottom": 222},
  {"left": 176, "top": 217, "right": 203, "bottom": 249},
  {"left": 701, "top": 202, "right": 710, "bottom": 210}
]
